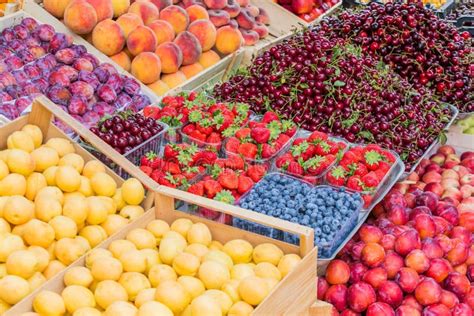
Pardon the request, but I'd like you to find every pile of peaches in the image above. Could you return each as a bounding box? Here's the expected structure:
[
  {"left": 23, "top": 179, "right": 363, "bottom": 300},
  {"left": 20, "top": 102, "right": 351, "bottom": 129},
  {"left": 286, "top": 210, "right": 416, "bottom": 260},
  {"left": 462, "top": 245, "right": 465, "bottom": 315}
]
[
  {"left": 319, "top": 145, "right": 474, "bottom": 315},
  {"left": 44, "top": 0, "right": 270, "bottom": 96}
]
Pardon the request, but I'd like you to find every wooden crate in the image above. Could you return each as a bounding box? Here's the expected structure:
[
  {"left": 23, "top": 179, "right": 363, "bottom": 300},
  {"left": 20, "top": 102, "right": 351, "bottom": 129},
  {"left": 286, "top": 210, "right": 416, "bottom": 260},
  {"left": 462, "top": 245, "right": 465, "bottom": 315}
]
[
  {"left": 0, "top": 0, "right": 21, "bottom": 17},
  {"left": 8, "top": 188, "right": 318, "bottom": 315}
]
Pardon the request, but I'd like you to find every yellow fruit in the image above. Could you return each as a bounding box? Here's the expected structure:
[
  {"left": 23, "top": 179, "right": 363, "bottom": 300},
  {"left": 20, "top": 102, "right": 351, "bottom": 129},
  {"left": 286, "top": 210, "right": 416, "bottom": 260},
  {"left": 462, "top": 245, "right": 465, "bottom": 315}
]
[
  {"left": 187, "top": 223, "right": 212, "bottom": 246},
  {"left": 56, "top": 165, "right": 81, "bottom": 192},
  {"left": 120, "top": 205, "right": 144, "bottom": 220},
  {"left": 222, "top": 280, "right": 241, "bottom": 303},
  {"left": 159, "top": 234, "right": 187, "bottom": 265},
  {"left": 121, "top": 178, "right": 145, "bottom": 205},
  {"left": 0, "top": 232, "right": 25, "bottom": 261},
  {"left": 64, "top": 267, "right": 93, "bottom": 287},
  {"left": 43, "top": 260, "right": 66, "bottom": 280},
  {"left": 43, "top": 166, "right": 58, "bottom": 185},
  {"left": 0, "top": 160, "right": 9, "bottom": 181},
  {"left": 264, "top": 277, "right": 278, "bottom": 290},
  {"left": 231, "top": 264, "right": 255, "bottom": 280},
  {"left": 112, "top": 188, "right": 126, "bottom": 211},
  {"left": 91, "top": 256, "right": 123, "bottom": 281},
  {"left": 254, "top": 262, "right": 282, "bottom": 281},
  {"left": 11, "top": 222, "right": 28, "bottom": 238},
  {"left": 94, "top": 280, "right": 128, "bottom": 309},
  {"left": 203, "top": 250, "right": 233, "bottom": 270},
  {"left": 45, "top": 138, "right": 75, "bottom": 157},
  {"left": 7, "top": 149, "right": 35, "bottom": 177},
  {"left": 252, "top": 243, "right": 283, "bottom": 265},
  {"left": 47, "top": 242, "right": 56, "bottom": 260},
  {"left": 177, "top": 276, "right": 205, "bottom": 299},
  {"left": 109, "top": 239, "right": 137, "bottom": 258},
  {"left": 0, "top": 197, "right": 7, "bottom": 217},
  {"left": 86, "top": 196, "right": 109, "bottom": 225},
  {"left": 204, "top": 289, "right": 233, "bottom": 314},
  {"left": 238, "top": 276, "right": 269, "bottom": 306},
  {"left": 28, "top": 271, "right": 46, "bottom": 291},
  {"left": 85, "top": 248, "right": 113, "bottom": 268},
  {"left": 198, "top": 261, "right": 230, "bottom": 289},
  {"left": 173, "top": 252, "right": 200, "bottom": 276},
  {"left": 184, "top": 243, "right": 209, "bottom": 261},
  {"left": 58, "top": 153, "right": 85, "bottom": 174},
  {"left": 28, "top": 246, "right": 50, "bottom": 272},
  {"left": 90, "top": 172, "right": 116, "bottom": 197},
  {"left": 0, "top": 264, "right": 6, "bottom": 278},
  {"left": 134, "top": 288, "right": 156, "bottom": 308},
  {"left": 140, "top": 248, "right": 161, "bottom": 273},
  {"left": 138, "top": 301, "right": 173, "bottom": 316},
  {"left": 21, "top": 125, "right": 43, "bottom": 148},
  {"left": 190, "top": 294, "right": 221, "bottom": 316},
  {"left": 228, "top": 301, "right": 254, "bottom": 316},
  {"left": 23, "top": 219, "right": 55, "bottom": 248},
  {"left": 119, "top": 272, "right": 151, "bottom": 300},
  {"left": 104, "top": 301, "right": 138, "bottom": 316},
  {"left": 0, "top": 300, "right": 10, "bottom": 314},
  {"left": 7, "top": 131, "right": 35, "bottom": 152},
  {"left": 170, "top": 218, "right": 193, "bottom": 238},
  {"left": 209, "top": 240, "right": 223, "bottom": 251},
  {"left": 6, "top": 249, "right": 38, "bottom": 278},
  {"left": 4, "top": 195, "right": 35, "bottom": 225},
  {"left": 82, "top": 160, "right": 106, "bottom": 179},
  {"left": 0, "top": 149, "right": 9, "bottom": 163},
  {"left": 0, "top": 173, "right": 26, "bottom": 196},
  {"left": 223, "top": 239, "right": 253, "bottom": 264},
  {"left": 0, "top": 275, "right": 30, "bottom": 305},
  {"left": 100, "top": 196, "right": 117, "bottom": 215},
  {"left": 277, "top": 254, "right": 301, "bottom": 278},
  {"left": 49, "top": 216, "right": 78, "bottom": 240},
  {"left": 73, "top": 307, "right": 102, "bottom": 316},
  {"left": 78, "top": 176, "right": 94, "bottom": 197},
  {"left": 148, "top": 264, "right": 177, "bottom": 287},
  {"left": 25, "top": 172, "right": 47, "bottom": 201},
  {"left": 63, "top": 195, "right": 89, "bottom": 225},
  {"left": 62, "top": 285, "right": 96, "bottom": 313},
  {"left": 155, "top": 280, "right": 190, "bottom": 314},
  {"left": 64, "top": 191, "right": 85, "bottom": 202},
  {"left": 79, "top": 225, "right": 107, "bottom": 247},
  {"left": 35, "top": 186, "right": 64, "bottom": 204},
  {"left": 101, "top": 214, "right": 129, "bottom": 236},
  {"left": 146, "top": 219, "right": 170, "bottom": 245},
  {"left": 55, "top": 238, "right": 86, "bottom": 265},
  {"left": 127, "top": 228, "right": 156, "bottom": 250},
  {"left": 34, "top": 197, "right": 62, "bottom": 222},
  {"left": 31, "top": 147, "right": 59, "bottom": 172},
  {"left": 119, "top": 249, "right": 147, "bottom": 273},
  {"left": 0, "top": 219, "right": 10, "bottom": 234},
  {"left": 75, "top": 236, "right": 91, "bottom": 253},
  {"left": 33, "top": 290, "right": 66, "bottom": 315}
]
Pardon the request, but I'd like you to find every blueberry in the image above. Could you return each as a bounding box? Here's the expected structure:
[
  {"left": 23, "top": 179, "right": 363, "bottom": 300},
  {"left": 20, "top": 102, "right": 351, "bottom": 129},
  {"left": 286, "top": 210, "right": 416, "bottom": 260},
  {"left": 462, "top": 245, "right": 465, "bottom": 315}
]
[{"left": 322, "top": 225, "right": 331, "bottom": 234}]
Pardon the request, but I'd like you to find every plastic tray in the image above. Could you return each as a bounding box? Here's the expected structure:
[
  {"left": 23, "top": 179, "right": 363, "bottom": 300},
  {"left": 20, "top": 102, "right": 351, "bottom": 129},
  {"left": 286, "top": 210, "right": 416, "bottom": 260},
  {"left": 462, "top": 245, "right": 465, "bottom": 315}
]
[
  {"left": 179, "top": 126, "right": 224, "bottom": 153},
  {"left": 273, "top": 129, "right": 349, "bottom": 185},
  {"left": 79, "top": 121, "right": 168, "bottom": 179}
]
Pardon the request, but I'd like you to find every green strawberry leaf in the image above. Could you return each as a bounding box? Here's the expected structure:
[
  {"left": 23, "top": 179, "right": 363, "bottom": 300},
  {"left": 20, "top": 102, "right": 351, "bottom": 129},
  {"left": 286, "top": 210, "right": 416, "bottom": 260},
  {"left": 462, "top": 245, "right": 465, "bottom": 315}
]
[
  {"left": 188, "top": 110, "right": 203, "bottom": 123},
  {"left": 214, "top": 190, "right": 235, "bottom": 204},
  {"left": 291, "top": 141, "right": 309, "bottom": 157}
]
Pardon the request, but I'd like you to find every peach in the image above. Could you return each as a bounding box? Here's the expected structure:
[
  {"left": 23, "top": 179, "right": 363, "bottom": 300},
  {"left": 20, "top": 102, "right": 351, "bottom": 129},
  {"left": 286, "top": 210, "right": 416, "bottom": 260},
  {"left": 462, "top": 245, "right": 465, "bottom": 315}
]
[
  {"left": 239, "top": 28, "right": 259, "bottom": 46},
  {"left": 155, "top": 42, "right": 183, "bottom": 73},
  {"left": 421, "top": 238, "right": 444, "bottom": 259},
  {"left": 359, "top": 225, "right": 383, "bottom": 244},
  {"left": 204, "top": 0, "right": 227, "bottom": 9},
  {"left": 64, "top": 0, "right": 98, "bottom": 34},
  {"left": 459, "top": 213, "right": 474, "bottom": 232},
  {"left": 453, "top": 263, "right": 467, "bottom": 275},
  {"left": 325, "top": 260, "right": 350, "bottom": 285},
  {"left": 446, "top": 242, "right": 469, "bottom": 266},
  {"left": 414, "top": 214, "right": 437, "bottom": 240},
  {"left": 92, "top": 19, "right": 126, "bottom": 56},
  {"left": 424, "top": 182, "right": 444, "bottom": 196},
  {"left": 361, "top": 243, "right": 385, "bottom": 268},
  {"left": 147, "top": 80, "right": 169, "bottom": 96},
  {"left": 150, "top": 0, "right": 172, "bottom": 10},
  {"left": 128, "top": 1, "right": 160, "bottom": 25},
  {"left": 367, "top": 302, "right": 395, "bottom": 316},
  {"left": 378, "top": 281, "right": 403, "bottom": 308},
  {"left": 256, "top": 7, "right": 269, "bottom": 24},
  {"left": 148, "top": 20, "right": 175, "bottom": 45},
  {"left": 402, "top": 296, "right": 423, "bottom": 312},
  {"left": 180, "top": 63, "right": 204, "bottom": 79},
  {"left": 382, "top": 252, "right": 404, "bottom": 279},
  {"left": 423, "top": 304, "right": 451, "bottom": 315},
  {"left": 110, "top": 51, "right": 131, "bottom": 71},
  {"left": 450, "top": 226, "right": 471, "bottom": 244},
  {"left": 86, "top": 0, "right": 113, "bottom": 21},
  {"left": 209, "top": 10, "right": 231, "bottom": 27},
  {"left": 131, "top": 52, "right": 161, "bottom": 84},
  {"left": 174, "top": 31, "right": 202, "bottom": 65},
  {"left": 347, "top": 282, "right": 376, "bottom": 313},
  {"left": 349, "top": 263, "right": 368, "bottom": 284},
  {"left": 116, "top": 13, "right": 144, "bottom": 38},
  {"left": 186, "top": 4, "right": 209, "bottom": 22},
  {"left": 127, "top": 25, "right": 157, "bottom": 56},
  {"left": 445, "top": 272, "right": 471, "bottom": 298},
  {"left": 440, "top": 289, "right": 459, "bottom": 308},
  {"left": 415, "top": 278, "right": 442, "bottom": 306},
  {"left": 422, "top": 171, "right": 442, "bottom": 184},
  {"left": 44, "top": 0, "right": 72, "bottom": 18},
  {"left": 245, "top": 4, "right": 259, "bottom": 16},
  {"left": 215, "top": 25, "right": 242, "bottom": 54},
  {"left": 395, "top": 267, "right": 419, "bottom": 293},
  {"left": 394, "top": 229, "right": 421, "bottom": 256},
  {"left": 324, "top": 284, "right": 347, "bottom": 312},
  {"left": 223, "top": 0, "right": 240, "bottom": 17},
  {"left": 396, "top": 305, "right": 421, "bottom": 316},
  {"left": 188, "top": 20, "right": 217, "bottom": 51},
  {"left": 112, "top": 0, "right": 130, "bottom": 17},
  {"left": 381, "top": 235, "right": 395, "bottom": 251},
  {"left": 387, "top": 205, "right": 408, "bottom": 225},
  {"left": 182, "top": 0, "right": 204, "bottom": 7},
  {"left": 317, "top": 278, "right": 330, "bottom": 302},
  {"left": 159, "top": 5, "right": 190, "bottom": 33},
  {"left": 161, "top": 71, "right": 187, "bottom": 88},
  {"left": 453, "top": 303, "right": 472, "bottom": 315},
  {"left": 404, "top": 249, "right": 429, "bottom": 273},
  {"left": 198, "top": 50, "right": 221, "bottom": 68},
  {"left": 363, "top": 267, "right": 387, "bottom": 289},
  {"left": 236, "top": 9, "right": 255, "bottom": 29}
]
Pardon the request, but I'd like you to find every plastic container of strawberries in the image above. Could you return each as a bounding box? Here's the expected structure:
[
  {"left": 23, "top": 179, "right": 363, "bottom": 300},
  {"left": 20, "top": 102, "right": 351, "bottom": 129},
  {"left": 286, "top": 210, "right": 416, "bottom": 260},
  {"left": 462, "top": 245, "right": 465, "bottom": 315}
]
[
  {"left": 79, "top": 121, "right": 168, "bottom": 179},
  {"left": 273, "top": 129, "right": 349, "bottom": 185},
  {"left": 178, "top": 126, "right": 224, "bottom": 153}
]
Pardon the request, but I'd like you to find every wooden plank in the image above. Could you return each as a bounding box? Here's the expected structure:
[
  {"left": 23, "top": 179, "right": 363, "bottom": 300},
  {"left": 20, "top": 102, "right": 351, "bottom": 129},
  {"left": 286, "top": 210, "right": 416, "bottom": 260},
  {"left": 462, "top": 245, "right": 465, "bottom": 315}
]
[{"left": 309, "top": 300, "right": 333, "bottom": 316}]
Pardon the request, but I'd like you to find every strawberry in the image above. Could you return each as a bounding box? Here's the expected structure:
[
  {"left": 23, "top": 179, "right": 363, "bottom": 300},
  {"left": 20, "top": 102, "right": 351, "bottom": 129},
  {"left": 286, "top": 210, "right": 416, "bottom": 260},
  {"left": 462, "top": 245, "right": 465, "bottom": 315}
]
[
  {"left": 308, "top": 131, "right": 328, "bottom": 142},
  {"left": 139, "top": 165, "right": 153, "bottom": 176},
  {"left": 292, "top": 138, "right": 306, "bottom": 146},
  {"left": 378, "top": 161, "right": 392, "bottom": 173},
  {"left": 203, "top": 180, "right": 222, "bottom": 198},
  {"left": 304, "top": 156, "right": 326, "bottom": 175},
  {"left": 375, "top": 168, "right": 387, "bottom": 181},
  {"left": 285, "top": 125, "right": 297, "bottom": 137},
  {"left": 347, "top": 176, "right": 363, "bottom": 191},
  {"left": 246, "top": 165, "right": 267, "bottom": 182},
  {"left": 150, "top": 169, "right": 163, "bottom": 183},
  {"left": 349, "top": 162, "right": 368, "bottom": 177},
  {"left": 188, "top": 182, "right": 204, "bottom": 196},
  {"left": 140, "top": 151, "right": 157, "bottom": 167},
  {"left": 314, "top": 140, "right": 331, "bottom": 155},
  {"left": 364, "top": 149, "right": 383, "bottom": 171},
  {"left": 275, "top": 134, "right": 290, "bottom": 148},
  {"left": 327, "top": 140, "right": 342, "bottom": 155},
  {"left": 237, "top": 176, "right": 254, "bottom": 194},
  {"left": 361, "top": 171, "right": 379, "bottom": 188},
  {"left": 150, "top": 157, "right": 163, "bottom": 170},
  {"left": 238, "top": 143, "right": 258, "bottom": 159},
  {"left": 182, "top": 124, "right": 195, "bottom": 135},
  {"left": 382, "top": 151, "right": 396, "bottom": 163},
  {"left": 217, "top": 169, "right": 239, "bottom": 190},
  {"left": 163, "top": 162, "right": 181, "bottom": 175},
  {"left": 215, "top": 158, "right": 226, "bottom": 168},
  {"left": 225, "top": 137, "right": 240, "bottom": 153},
  {"left": 206, "top": 132, "right": 222, "bottom": 144},
  {"left": 287, "top": 161, "right": 304, "bottom": 175},
  {"left": 235, "top": 128, "right": 251, "bottom": 140},
  {"left": 326, "top": 166, "right": 346, "bottom": 186},
  {"left": 251, "top": 127, "right": 271, "bottom": 144},
  {"left": 276, "top": 153, "right": 293, "bottom": 169},
  {"left": 190, "top": 129, "right": 207, "bottom": 142},
  {"left": 197, "top": 123, "right": 213, "bottom": 136},
  {"left": 249, "top": 121, "right": 266, "bottom": 129},
  {"left": 261, "top": 144, "right": 277, "bottom": 159},
  {"left": 225, "top": 155, "right": 245, "bottom": 170},
  {"left": 261, "top": 111, "right": 279, "bottom": 123},
  {"left": 362, "top": 195, "right": 372, "bottom": 207},
  {"left": 143, "top": 105, "right": 160, "bottom": 118},
  {"left": 163, "top": 144, "right": 179, "bottom": 160}
]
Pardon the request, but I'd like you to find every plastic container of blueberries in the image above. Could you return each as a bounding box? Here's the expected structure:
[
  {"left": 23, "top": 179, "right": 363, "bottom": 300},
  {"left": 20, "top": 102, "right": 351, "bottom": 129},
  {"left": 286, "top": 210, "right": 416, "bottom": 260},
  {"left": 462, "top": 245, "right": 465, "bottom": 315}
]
[
  {"left": 272, "top": 129, "right": 349, "bottom": 185},
  {"left": 322, "top": 143, "right": 405, "bottom": 210},
  {"left": 79, "top": 121, "right": 168, "bottom": 179}
]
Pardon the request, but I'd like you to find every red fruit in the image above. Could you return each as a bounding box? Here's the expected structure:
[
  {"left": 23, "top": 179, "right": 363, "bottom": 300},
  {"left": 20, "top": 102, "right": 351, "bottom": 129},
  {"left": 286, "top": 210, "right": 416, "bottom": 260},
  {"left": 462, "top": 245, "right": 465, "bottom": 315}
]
[
  {"left": 415, "top": 278, "right": 442, "bottom": 306},
  {"left": 452, "top": 303, "right": 473, "bottom": 316},
  {"left": 308, "top": 131, "right": 328, "bottom": 142},
  {"left": 422, "top": 238, "right": 444, "bottom": 259},
  {"left": 367, "top": 302, "right": 395, "bottom": 316},
  {"left": 413, "top": 214, "right": 437, "bottom": 239},
  {"left": 261, "top": 111, "right": 279, "bottom": 123},
  {"left": 140, "top": 165, "right": 153, "bottom": 176},
  {"left": 378, "top": 281, "right": 404, "bottom": 308},
  {"left": 387, "top": 205, "right": 409, "bottom": 225},
  {"left": 395, "top": 267, "right": 419, "bottom": 293},
  {"left": 444, "top": 272, "right": 471, "bottom": 298},
  {"left": 405, "top": 249, "right": 430, "bottom": 273},
  {"left": 363, "top": 267, "right": 388, "bottom": 289},
  {"left": 206, "top": 132, "right": 222, "bottom": 144},
  {"left": 326, "top": 166, "right": 346, "bottom": 186},
  {"left": 291, "top": 0, "right": 312, "bottom": 14},
  {"left": 361, "top": 243, "right": 386, "bottom": 268},
  {"left": 226, "top": 137, "right": 240, "bottom": 153},
  {"left": 188, "top": 182, "right": 204, "bottom": 196},
  {"left": 235, "top": 128, "right": 251, "bottom": 140},
  {"left": 225, "top": 155, "right": 245, "bottom": 170},
  {"left": 350, "top": 263, "right": 368, "bottom": 284},
  {"left": 347, "top": 282, "right": 377, "bottom": 312},
  {"left": 340, "top": 310, "right": 359, "bottom": 316},
  {"left": 396, "top": 305, "right": 421, "bottom": 316},
  {"left": 382, "top": 252, "right": 405, "bottom": 279},
  {"left": 317, "top": 277, "right": 329, "bottom": 300},
  {"left": 395, "top": 229, "right": 421, "bottom": 256},
  {"left": 238, "top": 143, "right": 258, "bottom": 159},
  {"left": 465, "top": 288, "right": 474, "bottom": 310},
  {"left": 468, "top": 265, "right": 474, "bottom": 282},
  {"left": 422, "top": 303, "right": 451, "bottom": 316},
  {"left": 381, "top": 234, "right": 396, "bottom": 251},
  {"left": 217, "top": 169, "right": 239, "bottom": 190},
  {"left": 440, "top": 290, "right": 459, "bottom": 309},
  {"left": 347, "top": 176, "right": 363, "bottom": 191},
  {"left": 246, "top": 165, "right": 266, "bottom": 182},
  {"left": 362, "top": 172, "right": 379, "bottom": 188},
  {"left": 250, "top": 127, "right": 270, "bottom": 144},
  {"left": 351, "top": 241, "right": 365, "bottom": 261},
  {"left": 261, "top": 144, "right": 277, "bottom": 159},
  {"left": 426, "top": 258, "right": 452, "bottom": 283},
  {"left": 447, "top": 242, "right": 469, "bottom": 266},
  {"left": 326, "top": 259, "right": 351, "bottom": 285},
  {"left": 203, "top": 180, "right": 222, "bottom": 198},
  {"left": 359, "top": 225, "right": 383, "bottom": 244},
  {"left": 325, "top": 284, "right": 348, "bottom": 312},
  {"left": 450, "top": 226, "right": 471, "bottom": 245},
  {"left": 416, "top": 192, "right": 439, "bottom": 211},
  {"left": 402, "top": 295, "right": 423, "bottom": 312},
  {"left": 287, "top": 161, "right": 304, "bottom": 176},
  {"left": 237, "top": 176, "right": 253, "bottom": 194}
]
